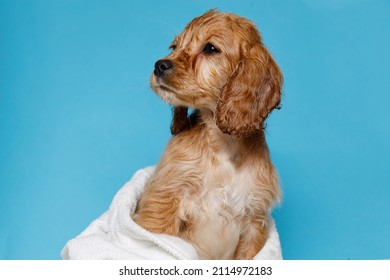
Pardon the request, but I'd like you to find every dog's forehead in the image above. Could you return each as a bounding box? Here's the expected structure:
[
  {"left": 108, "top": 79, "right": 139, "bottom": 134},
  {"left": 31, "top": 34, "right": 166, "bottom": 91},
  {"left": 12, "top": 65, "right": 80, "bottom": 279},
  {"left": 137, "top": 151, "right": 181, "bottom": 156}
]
[
  {"left": 174, "top": 11, "right": 260, "bottom": 50},
  {"left": 177, "top": 18, "right": 224, "bottom": 45},
  {"left": 175, "top": 25, "right": 227, "bottom": 48}
]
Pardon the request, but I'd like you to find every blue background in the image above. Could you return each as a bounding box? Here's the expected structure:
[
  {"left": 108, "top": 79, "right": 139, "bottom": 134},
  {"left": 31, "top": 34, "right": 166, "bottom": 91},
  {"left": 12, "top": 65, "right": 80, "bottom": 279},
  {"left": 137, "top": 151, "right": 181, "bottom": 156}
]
[{"left": 1, "top": 0, "right": 389, "bottom": 260}]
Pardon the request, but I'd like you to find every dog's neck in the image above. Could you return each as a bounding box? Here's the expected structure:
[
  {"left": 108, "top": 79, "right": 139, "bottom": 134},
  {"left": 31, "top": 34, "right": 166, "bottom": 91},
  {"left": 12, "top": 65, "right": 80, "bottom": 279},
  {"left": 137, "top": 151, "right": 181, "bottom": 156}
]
[
  {"left": 198, "top": 108, "right": 266, "bottom": 141},
  {"left": 195, "top": 108, "right": 268, "bottom": 172}
]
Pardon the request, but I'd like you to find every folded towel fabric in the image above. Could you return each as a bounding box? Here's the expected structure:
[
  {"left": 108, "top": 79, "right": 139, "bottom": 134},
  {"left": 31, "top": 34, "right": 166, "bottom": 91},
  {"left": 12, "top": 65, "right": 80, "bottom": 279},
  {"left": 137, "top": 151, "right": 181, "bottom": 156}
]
[{"left": 61, "top": 166, "right": 283, "bottom": 260}]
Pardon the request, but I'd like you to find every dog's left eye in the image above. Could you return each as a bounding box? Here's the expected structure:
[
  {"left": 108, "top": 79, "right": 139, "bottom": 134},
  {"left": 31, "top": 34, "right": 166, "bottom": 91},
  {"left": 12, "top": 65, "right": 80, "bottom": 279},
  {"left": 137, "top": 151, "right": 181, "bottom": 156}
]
[{"left": 202, "top": 43, "right": 219, "bottom": 55}]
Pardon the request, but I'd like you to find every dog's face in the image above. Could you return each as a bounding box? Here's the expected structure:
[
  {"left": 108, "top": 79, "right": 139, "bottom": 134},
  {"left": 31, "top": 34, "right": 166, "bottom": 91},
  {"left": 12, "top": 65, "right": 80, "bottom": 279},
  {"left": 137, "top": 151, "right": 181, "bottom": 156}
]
[
  {"left": 150, "top": 10, "right": 240, "bottom": 109},
  {"left": 150, "top": 10, "right": 283, "bottom": 136}
]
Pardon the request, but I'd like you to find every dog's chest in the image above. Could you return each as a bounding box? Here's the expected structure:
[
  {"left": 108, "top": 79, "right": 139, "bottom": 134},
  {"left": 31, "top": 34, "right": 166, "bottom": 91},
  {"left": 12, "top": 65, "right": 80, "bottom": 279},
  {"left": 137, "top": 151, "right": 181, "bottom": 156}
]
[
  {"left": 203, "top": 151, "right": 251, "bottom": 213},
  {"left": 183, "top": 149, "right": 254, "bottom": 259}
]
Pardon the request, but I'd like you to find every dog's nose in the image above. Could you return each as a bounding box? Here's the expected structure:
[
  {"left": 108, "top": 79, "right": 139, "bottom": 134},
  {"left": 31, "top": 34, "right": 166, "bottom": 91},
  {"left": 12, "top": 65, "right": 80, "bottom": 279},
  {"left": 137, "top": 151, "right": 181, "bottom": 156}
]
[{"left": 154, "top": 59, "right": 173, "bottom": 77}]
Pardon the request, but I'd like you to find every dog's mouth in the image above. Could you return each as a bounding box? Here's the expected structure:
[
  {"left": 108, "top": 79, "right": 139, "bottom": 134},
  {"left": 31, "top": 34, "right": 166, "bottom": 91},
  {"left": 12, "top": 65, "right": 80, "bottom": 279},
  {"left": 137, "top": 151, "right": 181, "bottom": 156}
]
[
  {"left": 157, "top": 84, "right": 176, "bottom": 94},
  {"left": 150, "top": 75, "right": 181, "bottom": 105},
  {"left": 153, "top": 67, "right": 183, "bottom": 89},
  {"left": 151, "top": 77, "right": 177, "bottom": 94}
]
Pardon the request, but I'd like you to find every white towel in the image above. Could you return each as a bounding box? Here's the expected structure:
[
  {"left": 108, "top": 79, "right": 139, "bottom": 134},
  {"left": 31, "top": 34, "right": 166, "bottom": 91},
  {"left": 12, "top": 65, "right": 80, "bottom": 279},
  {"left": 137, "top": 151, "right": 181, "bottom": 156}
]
[{"left": 61, "top": 166, "right": 283, "bottom": 260}]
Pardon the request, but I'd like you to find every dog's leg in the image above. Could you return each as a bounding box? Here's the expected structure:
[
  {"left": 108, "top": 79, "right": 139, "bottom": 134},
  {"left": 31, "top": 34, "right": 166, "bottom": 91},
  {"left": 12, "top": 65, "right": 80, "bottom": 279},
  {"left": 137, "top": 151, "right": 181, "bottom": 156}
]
[
  {"left": 233, "top": 219, "right": 269, "bottom": 260},
  {"left": 133, "top": 186, "right": 184, "bottom": 235}
]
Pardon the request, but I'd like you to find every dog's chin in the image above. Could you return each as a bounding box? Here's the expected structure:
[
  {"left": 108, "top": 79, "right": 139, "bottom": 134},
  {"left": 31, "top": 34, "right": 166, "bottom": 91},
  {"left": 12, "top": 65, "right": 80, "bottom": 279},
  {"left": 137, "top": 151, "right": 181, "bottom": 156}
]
[{"left": 150, "top": 79, "right": 181, "bottom": 106}]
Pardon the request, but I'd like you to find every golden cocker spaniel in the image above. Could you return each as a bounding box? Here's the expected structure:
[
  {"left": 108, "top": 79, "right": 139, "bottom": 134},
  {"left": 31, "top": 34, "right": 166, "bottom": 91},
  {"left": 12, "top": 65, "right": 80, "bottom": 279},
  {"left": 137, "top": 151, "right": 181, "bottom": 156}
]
[{"left": 134, "top": 10, "right": 283, "bottom": 260}]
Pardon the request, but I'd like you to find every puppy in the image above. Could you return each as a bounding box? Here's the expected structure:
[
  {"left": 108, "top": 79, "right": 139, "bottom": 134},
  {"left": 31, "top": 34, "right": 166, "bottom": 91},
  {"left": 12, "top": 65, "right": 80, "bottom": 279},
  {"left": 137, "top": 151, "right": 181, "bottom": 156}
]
[{"left": 133, "top": 10, "right": 283, "bottom": 260}]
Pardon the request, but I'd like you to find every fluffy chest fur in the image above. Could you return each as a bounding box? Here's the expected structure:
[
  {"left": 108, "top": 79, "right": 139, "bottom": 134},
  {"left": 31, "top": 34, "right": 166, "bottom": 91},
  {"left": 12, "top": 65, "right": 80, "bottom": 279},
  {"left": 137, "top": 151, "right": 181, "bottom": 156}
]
[
  {"left": 181, "top": 149, "right": 258, "bottom": 259},
  {"left": 134, "top": 117, "right": 279, "bottom": 259}
]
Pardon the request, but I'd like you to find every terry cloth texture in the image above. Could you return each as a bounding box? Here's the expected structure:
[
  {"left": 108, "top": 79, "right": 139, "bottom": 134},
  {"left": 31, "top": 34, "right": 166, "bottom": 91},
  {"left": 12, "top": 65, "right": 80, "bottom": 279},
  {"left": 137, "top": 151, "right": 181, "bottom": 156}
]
[{"left": 61, "top": 166, "right": 283, "bottom": 260}]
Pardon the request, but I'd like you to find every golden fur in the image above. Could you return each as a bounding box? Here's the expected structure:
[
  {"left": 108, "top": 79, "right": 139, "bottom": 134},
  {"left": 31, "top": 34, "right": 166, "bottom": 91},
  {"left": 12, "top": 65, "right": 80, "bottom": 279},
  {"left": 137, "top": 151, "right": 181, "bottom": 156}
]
[{"left": 133, "top": 10, "right": 283, "bottom": 260}]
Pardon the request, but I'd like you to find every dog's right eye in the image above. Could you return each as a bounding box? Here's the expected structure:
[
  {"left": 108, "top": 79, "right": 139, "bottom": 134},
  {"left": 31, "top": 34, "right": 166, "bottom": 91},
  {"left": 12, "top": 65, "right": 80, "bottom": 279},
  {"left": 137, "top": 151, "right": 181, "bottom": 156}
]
[{"left": 203, "top": 43, "right": 220, "bottom": 55}]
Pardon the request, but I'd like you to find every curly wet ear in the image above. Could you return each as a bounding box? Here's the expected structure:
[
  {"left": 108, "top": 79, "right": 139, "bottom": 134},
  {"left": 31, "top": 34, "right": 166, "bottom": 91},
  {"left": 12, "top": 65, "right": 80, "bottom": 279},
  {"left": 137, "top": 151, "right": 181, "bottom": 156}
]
[
  {"left": 170, "top": 107, "right": 189, "bottom": 135},
  {"left": 170, "top": 107, "right": 201, "bottom": 135},
  {"left": 216, "top": 44, "right": 283, "bottom": 137}
]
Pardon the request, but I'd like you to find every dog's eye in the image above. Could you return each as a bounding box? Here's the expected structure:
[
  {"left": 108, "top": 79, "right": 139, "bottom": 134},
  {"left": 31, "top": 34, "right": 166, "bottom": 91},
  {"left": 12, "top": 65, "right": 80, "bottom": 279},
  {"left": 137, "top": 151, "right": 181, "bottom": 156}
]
[
  {"left": 202, "top": 43, "right": 219, "bottom": 55},
  {"left": 169, "top": 44, "right": 177, "bottom": 51}
]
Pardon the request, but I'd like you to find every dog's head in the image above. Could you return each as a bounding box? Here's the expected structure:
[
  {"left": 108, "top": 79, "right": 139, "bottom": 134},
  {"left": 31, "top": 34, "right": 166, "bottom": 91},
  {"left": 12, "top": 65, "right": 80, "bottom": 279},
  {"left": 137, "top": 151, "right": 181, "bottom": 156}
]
[{"left": 150, "top": 10, "right": 283, "bottom": 136}]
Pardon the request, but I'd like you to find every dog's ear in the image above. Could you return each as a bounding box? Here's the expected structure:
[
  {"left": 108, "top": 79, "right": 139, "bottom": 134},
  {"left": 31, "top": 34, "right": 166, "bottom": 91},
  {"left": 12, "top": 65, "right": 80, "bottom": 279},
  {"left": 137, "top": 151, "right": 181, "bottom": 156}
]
[
  {"left": 170, "top": 106, "right": 189, "bottom": 135},
  {"left": 216, "top": 44, "right": 283, "bottom": 136}
]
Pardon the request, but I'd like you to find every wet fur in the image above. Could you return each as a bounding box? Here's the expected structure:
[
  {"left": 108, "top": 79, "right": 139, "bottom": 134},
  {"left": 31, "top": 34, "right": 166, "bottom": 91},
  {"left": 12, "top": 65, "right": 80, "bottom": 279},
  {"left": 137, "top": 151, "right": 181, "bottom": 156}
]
[{"left": 133, "top": 10, "right": 283, "bottom": 260}]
